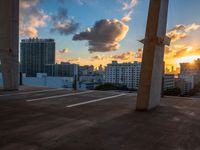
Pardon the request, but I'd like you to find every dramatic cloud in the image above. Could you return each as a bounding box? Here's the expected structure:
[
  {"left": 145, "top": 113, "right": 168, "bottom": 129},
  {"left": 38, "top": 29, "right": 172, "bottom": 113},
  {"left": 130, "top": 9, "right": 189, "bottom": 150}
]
[
  {"left": 73, "top": 19, "right": 129, "bottom": 53},
  {"left": 50, "top": 8, "right": 79, "bottom": 35},
  {"left": 164, "top": 44, "right": 200, "bottom": 65},
  {"left": 167, "top": 23, "right": 200, "bottom": 42},
  {"left": 20, "top": 1, "right": 79, "bottom": 37},
  {"left": 164, "top": 23, "right": 200, "bottom": 68},
  {"left": 174, "top": 47, "right": 200, "bottom": 58},
  {"left": 20, "top": 0, "right": 49, "bottom": 37}
]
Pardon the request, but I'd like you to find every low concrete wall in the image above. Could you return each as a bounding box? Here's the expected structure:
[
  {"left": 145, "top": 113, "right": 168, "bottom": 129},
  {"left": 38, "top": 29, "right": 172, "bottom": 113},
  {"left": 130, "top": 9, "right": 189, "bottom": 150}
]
[{"left": 0, "top": 73, "right": 73, "bottom": 88}]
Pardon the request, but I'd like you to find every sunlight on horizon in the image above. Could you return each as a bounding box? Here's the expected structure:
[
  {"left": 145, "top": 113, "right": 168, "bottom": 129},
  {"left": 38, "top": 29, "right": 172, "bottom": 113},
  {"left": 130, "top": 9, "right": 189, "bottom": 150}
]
[{"left": 176, "top": 55, "right": 200, "bottom": 64}]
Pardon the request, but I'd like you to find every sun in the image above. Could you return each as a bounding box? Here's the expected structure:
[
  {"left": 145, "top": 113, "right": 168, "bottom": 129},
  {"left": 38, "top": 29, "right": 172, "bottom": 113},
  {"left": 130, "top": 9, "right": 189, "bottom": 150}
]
[{"left": 176, "top": 55, "right": 200, "bottom": 64}]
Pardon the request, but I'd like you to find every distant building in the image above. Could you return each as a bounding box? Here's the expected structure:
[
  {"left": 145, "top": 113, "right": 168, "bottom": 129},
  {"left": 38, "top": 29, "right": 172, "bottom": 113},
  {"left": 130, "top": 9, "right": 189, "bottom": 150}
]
[
  {"left": 163, "top": 74, "right": 175, "bottom": 90},
  {"left": 178, "top": 74, "right": 195, "bottom": 89},
  {"left": 79, "top": 75, "right": 103, "bottom": 83},
  {"left": 20, "top": 38, "right": 55, "bottom": 77},
  {"left": 104, "top": 61, "right": 141, "bottom": 89},
  {"left": 179, "top": 59, "right": 200, "bottom": 86},
  {"left": 180, "top": 59, "right": 200, "bottom": 75},
  {"left": 79, "top": 65, "right": 94, "bottom": 76},
  {"left": 23, "top": 73, "right": 73, "bottom": 89},
  {"left": 98, "top": 64, "right": 104, "bottom": 75},
  {"left": 45, "top": 63, "right": 79, "bottom": 77},
  {"left": 175, "top": 78, "right": 193, "bottom": 95}
]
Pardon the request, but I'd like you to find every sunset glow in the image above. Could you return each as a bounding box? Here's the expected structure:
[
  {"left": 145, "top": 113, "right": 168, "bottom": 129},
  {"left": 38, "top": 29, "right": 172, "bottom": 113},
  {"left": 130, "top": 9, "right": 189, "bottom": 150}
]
[
  {"left": 176, "top": 55, "right": 200, "bottom": 64},
  {"left": 18, "top": 0, "right": 200, "bottom": 69}
]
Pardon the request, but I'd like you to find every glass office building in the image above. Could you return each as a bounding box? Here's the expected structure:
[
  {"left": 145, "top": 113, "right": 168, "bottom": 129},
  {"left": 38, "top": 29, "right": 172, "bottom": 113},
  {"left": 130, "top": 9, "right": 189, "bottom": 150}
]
[{"left": 20, "top": 38, "right": 55, "bottom": 77}]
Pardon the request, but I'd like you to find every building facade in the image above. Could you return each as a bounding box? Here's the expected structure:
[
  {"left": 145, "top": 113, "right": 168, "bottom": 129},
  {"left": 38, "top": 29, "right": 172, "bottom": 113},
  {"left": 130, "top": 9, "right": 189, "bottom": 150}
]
[
  {"left": 104, "top": 61, "right": 141, "bottom": 89},
  {"left": 45, "top": 63, "right": 79, "bottom": 77},
  {"left": 79, "top": 65, "right": 94, "bottom": 76},
  {"left": 20, "top": 38, "right": 55, "bottom": 77},
  {"left": 179, "top": 59, "right": 200, "bottom": 86},
  {"left": 163, "top": 74, "right": 175, "bottom": 90}
]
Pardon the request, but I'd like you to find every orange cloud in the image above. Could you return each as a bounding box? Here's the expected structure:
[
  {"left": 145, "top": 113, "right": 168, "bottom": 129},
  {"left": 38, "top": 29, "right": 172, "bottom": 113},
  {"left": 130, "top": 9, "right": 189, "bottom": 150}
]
[
  {"left": 167, "top": 23, "right": 200, "bottom": 42},
  {"left": 122, "top": 10, "right": 133, "bottom": 23}
]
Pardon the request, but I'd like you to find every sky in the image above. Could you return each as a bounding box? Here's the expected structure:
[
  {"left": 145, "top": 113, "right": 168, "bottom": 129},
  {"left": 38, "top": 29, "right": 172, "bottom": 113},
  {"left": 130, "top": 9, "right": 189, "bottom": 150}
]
[{"left": 19, "top": 0, "right": 200, "bottom": 69}]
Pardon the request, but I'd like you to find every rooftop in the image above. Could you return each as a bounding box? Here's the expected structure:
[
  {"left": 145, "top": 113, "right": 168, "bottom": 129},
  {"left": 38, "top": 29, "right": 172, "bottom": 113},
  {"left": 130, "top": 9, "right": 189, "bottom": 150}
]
[{"left": 0, "top": 86, "right": 200, "bottom": 150}]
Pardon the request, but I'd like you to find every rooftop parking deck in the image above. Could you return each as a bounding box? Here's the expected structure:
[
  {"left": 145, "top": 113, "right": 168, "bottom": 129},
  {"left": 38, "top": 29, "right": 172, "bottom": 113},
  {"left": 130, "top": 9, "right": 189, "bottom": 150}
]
[{"left": 0, "top": 86, "right": 200, "bottom": 150}]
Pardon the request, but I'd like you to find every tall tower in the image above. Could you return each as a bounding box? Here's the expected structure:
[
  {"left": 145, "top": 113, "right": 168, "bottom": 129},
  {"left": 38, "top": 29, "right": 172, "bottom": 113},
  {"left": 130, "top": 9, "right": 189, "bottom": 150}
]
[
  {"left": 136, "top": 0, "right": 170, "bottom": 110},
  {"left": 0, "top": 0, "right": 19, "bottom": 90},
  {"left": 20, "top": 38, "right": 55, "bottom": 77}
]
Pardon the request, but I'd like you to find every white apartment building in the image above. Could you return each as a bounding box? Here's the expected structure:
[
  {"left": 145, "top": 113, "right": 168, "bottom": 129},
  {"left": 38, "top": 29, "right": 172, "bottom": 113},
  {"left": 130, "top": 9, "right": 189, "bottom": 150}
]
[{"left": 104, "top": 61, "right": 141, "bottom": 89}]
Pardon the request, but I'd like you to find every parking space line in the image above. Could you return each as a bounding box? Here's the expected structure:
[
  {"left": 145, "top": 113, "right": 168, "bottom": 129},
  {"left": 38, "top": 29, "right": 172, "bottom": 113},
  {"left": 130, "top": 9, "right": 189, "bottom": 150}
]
[
  {"left": 26, "top": 91, "right": 93, "bottom": 102},
  {"left": 0, "top": 88, "right": 66, "bottom": 97},
  {"left": 66, "top": 93, "right": 126, "bottom": 108}
]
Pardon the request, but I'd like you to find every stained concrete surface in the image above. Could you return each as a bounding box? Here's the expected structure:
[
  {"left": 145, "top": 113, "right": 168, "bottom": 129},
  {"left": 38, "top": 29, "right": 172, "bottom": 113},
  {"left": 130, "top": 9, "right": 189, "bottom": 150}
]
[{"left": 0, "top": 87, "right": 200, "bottom": 150}]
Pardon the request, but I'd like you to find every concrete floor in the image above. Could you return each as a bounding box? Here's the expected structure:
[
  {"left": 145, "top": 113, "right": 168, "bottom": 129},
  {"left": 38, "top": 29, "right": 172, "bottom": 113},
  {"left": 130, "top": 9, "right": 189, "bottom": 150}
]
[{"left": 0, "top": 87, "right": 200, "bottom": 150}]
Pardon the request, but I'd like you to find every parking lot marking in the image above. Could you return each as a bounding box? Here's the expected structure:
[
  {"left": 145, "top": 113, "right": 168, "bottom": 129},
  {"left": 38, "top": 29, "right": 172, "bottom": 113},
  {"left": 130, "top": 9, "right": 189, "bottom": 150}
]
[
  {"left": 26, "top": 91, "right": 93, "bottom": 102},
  {"left": 0, "top": 88, "right": 65, "bottom": 97},
  {"left": 66, "top": 93, "right": 126, "bottom": 108}
]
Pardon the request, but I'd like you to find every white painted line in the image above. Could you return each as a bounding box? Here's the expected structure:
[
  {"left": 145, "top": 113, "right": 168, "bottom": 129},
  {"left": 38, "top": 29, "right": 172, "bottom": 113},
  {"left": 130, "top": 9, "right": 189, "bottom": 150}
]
[
  {"left": 27, "top": 91, "right": 93, "bottom": 102},
  {"left": 0, "top": 88, "right": 66, "bottom": 97},
  {"left": 66, "top": 93, "right": 126, "bottom": 108}
]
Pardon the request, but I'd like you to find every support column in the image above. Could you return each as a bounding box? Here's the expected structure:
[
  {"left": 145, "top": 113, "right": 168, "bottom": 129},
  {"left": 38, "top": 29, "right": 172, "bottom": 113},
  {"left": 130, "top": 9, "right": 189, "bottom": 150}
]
[
  {"left": 136, "top": 0, "right": 170, "bottom": 110},
  {"left": 0, "top": 0, "right": 19, "bottom": 90}
]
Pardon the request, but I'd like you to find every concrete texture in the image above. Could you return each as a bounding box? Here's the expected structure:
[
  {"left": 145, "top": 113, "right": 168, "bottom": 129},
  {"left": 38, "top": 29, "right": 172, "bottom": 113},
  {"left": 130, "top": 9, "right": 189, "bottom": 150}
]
[
  {"left": 0, "top": 0, "right": 19, "bottom": 90},
  {"left": 136, "top": 0, "right": 169, "bottom": 110},
  {"left": 0, "top": 87, "right": 200, "bottom": 150}
]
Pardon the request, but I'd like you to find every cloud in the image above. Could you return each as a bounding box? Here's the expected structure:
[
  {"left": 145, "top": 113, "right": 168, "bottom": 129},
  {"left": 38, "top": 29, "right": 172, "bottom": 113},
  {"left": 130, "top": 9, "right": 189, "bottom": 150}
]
[
  {"left": 167, "top": 23, "right": 200, "bottom": 42},
  {"left": 112, "top": 51, "right": 134, "bottom": 60},
  {"left": 20, "top": 0, "right": 49, "bottom": 37},
  {"left": 122, "top": 10, "right": 133, "bottom": 23},
  {"left": 73, "top": 19, "right": 129, "bottom": 53},
  {"left": 57, "top": 48, "right": 70, "bottom": 54},
  {"left": 50, "top": 8, "right": 79, "bottom": 35},
  {"left": 91, "top": 51, "right": 135, "bottom": 62},
  {"left": 122, "top": 0, "right": 137, "bottom": 10},
  {"left": 174, "top": 47, "right": 200, "bottom": 58},
  {"left": 56, "top": 57, "right": 80, "bottom": 64},
  {"left": 20, "top": 1, "right": 79, "bottom": 37},
  {"left": 120, "top": 0, "right": 137, "bottom": 23},
  {"left": 67, "top": 58, "right": 80, "bottom": 63},
  {"left": 134, "top": 48, "right": 143, "bottom": 59}
]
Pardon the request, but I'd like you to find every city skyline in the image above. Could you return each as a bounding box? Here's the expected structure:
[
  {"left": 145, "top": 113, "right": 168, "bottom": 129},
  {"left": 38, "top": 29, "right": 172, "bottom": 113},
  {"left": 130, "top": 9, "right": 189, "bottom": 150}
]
[{"left": 19, "top": 0, "right": 200, "bottom": 68}]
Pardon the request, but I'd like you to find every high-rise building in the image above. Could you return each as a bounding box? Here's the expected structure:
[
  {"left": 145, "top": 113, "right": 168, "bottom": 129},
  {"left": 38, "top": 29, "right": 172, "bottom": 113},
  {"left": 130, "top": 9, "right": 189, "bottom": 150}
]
[
  {"left": 20, "top": 38, "right": 55, "bottom": 77},
  {"left": 104, "top": 61, "right": 141, "bottom": 89}
]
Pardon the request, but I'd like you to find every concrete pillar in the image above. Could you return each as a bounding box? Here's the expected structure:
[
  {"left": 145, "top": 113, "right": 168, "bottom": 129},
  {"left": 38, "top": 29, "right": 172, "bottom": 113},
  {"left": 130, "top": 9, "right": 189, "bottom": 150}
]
[
  {"left": 0, "top": 0, "right": 19, "bottom": 90},
  {"left": 136, "top": 0, "right": 170, "bottom": 110}
]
